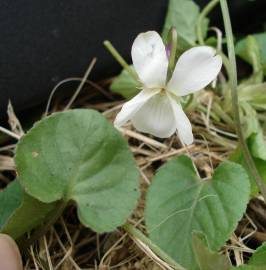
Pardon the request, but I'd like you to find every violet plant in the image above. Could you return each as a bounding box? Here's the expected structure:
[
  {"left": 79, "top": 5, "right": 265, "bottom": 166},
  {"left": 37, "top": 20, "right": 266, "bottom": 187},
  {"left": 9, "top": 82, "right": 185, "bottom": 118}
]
[{"left": 1, "top": 0, "right": 266, "bottom": 269}]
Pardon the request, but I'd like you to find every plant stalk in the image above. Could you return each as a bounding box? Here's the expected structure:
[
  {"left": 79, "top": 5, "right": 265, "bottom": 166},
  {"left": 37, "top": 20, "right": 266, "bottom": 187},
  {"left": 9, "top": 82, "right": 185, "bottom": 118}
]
[{"left": 220, "top": 0, "right": 266, "bottom": 200}]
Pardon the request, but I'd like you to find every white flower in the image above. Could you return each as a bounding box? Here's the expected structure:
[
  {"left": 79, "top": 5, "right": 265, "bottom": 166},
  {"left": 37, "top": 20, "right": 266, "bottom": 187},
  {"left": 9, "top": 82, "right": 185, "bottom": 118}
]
[{"left": 114, "top": 31, "right": 222, "bottom": 145}]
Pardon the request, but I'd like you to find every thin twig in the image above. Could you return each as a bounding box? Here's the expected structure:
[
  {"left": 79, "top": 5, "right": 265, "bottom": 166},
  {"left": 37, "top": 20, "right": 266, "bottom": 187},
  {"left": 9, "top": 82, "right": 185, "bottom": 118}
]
[
  {"left": 45, "top": 75, "right": 113, "bottom": 117},
  {"left": 118, "top": 127, "right": 168, "bottom": 150},
  {"left": 0, "top": 126, "right": 21, "bottom": 140}
]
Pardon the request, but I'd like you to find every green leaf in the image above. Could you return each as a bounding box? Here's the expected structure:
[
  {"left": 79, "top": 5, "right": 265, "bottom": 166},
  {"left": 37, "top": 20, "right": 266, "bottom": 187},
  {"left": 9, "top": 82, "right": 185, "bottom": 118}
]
[
  {"left": 236, "top": 33, "right": 266, "bottom": 75},
  {"left": 249, "top": 242, "right": 266, "bottom": 267},
  {"left": 15, "top": 109, "right": 139, "bottom": 233},
  {"left": 248, "top": 129, "right": 266, "bottom": 161},
  {"left": 2, "top": 195, "right": 56, "bottom": 240},
  {"left": 162, "top": 0, "right": 200, "bottom": 46},
  {"left": 240, "top": 102, "right": 259, "bottom": 139},
  {"left": 0, "top": 181, "right": 23, "bottom": 229},
  {"left": 239, "top": 102, "right": 266, "bottom": 161},
  {"left": 192, "top": 232, "right": 231, "bottom": 270},
  {"left": 0, "top": 180, "right": 57, "bottom": 239},
  {"left": 145, "top": 156, "right": 250, "bottom": 270},
  {"left": 110, "top": 66, "right": 140, "bottom": 99},
  {"left": 239, "top": 83, "right": 266, "bottom": 111}
]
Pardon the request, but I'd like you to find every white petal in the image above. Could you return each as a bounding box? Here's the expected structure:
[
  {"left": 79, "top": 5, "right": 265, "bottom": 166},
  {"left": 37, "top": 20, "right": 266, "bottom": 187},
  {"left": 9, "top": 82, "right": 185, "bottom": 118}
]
[
  {"left": 114, "top": 89, "right": 160, "bottom": 127},
  {"left": 168, "top": 95, "right": 193, "bottom": 145},
  {"left": 131, "top": 93, "right": 176, "bottom": 138},
  {"left": 167, "top": 46, "right": 222, "bottom": 96},
  {"left": 131, "top": 31, "right": 168, "bottom": 88}
]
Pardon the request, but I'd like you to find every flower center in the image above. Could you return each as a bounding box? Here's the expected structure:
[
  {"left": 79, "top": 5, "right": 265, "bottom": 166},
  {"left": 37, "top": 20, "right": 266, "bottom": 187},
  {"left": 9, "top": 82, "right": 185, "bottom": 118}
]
[{"left": 160, "top": 88, "right": 167, "bottom": 95}]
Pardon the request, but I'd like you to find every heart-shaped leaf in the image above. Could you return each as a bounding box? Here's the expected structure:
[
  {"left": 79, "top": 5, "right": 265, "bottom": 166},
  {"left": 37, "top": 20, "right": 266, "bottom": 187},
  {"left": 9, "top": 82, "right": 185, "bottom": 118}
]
[
  {"left": 15, "top": 109, "right": 139, "bottom": 233},
  {"left": 0, "top": 180, "right": 57, "bottom": 239},
  {"left": 145, "top": 156, "right": 250, "bottom": 270}
]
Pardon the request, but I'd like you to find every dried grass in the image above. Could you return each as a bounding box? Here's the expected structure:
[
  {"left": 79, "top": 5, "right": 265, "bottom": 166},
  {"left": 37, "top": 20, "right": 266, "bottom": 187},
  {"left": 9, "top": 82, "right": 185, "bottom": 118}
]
[{"left": 0, "top": 75, "right": 265, "bottom": 269}]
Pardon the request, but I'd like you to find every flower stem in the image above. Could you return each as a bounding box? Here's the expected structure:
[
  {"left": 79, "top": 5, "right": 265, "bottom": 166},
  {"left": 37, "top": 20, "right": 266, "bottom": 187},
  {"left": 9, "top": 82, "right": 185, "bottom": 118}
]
[
  {"left": 197, "top": 0, "right": 219, "bottom": 45},
  {"left": 103, "top": 40, "right": 139, "bottom": 81},
  {"left": 220, "top": 0, "right": 266, "bottom": 200},
  {"left": 123, "top": 223, "right": 186, "bottom": 270}
]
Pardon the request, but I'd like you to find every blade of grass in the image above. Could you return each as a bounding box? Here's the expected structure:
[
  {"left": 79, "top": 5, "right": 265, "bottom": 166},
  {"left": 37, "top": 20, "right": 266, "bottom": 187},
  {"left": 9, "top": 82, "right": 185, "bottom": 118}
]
[{"left": 64, "top": 58, "right": 97, "bottom": 111}]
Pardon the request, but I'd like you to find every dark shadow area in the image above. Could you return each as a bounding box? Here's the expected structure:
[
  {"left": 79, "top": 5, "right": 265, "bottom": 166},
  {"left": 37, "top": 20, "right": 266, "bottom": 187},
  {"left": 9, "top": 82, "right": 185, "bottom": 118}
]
[{"left": 0, "top": 0, "right": 265, "bottom": 118}]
